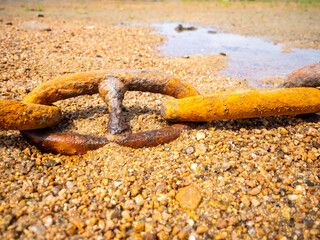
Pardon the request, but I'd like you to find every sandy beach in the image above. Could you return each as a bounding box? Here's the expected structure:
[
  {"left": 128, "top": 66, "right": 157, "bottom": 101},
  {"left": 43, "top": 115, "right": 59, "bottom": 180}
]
[{"left": 0, "top": 1, "right": 319, "bottom": 239}]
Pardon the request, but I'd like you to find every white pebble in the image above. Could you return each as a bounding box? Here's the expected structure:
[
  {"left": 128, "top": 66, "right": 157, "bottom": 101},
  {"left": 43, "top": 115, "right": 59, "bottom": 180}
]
[
  {"left": 196, "top": 132, "right": 206, "bottom": 140},
  {"left": 190, "top": 163, "right": 198, "bottom": 170},
  {"left": 288, "top": 194, "right": 298, "bottom": 201}
]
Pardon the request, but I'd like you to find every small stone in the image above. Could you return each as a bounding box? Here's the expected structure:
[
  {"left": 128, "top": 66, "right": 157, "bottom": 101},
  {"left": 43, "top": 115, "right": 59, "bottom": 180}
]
[
  {"left": 124, "top": 200, "right": 134, "bottom": 210},
  {"left": 145, "top": 222, "right": 155, "bottom": 233},
  {"left": 248, "top": 186, "right": 261, "bottom": 195},
  {"left": 312, "top": 140, "right": 320, "bottom": 148},
  {"left": 295, "top": 185, "right": 305, "bottom": 194},
  {"left": 186, "top": 146, "right": 195, "bottom": 154},
  {"left": 241, "top": 195, "right": 251, "bottom": 207},
  {"left": 190, "top": 163, "right": 198, "bottom": 171},
  {"left": 69, "top": 217, "right": 85, "bottom": 230},
  {"left": 134, "top": 222, "right": 145, "bottom": 232},
  {"left": 29, "top": 224, "right": 46, "bottom": 234},
  {"left": 43, "top": 215, "right": 53, "bottom": 227},
  {"left": 134, "top": 194, "right": 145, "bottom": 205},
  {"left": 121, "top": 210, "right": 131, "bottom": 220},
  {"left": 196, "top": 225, "right": 209, "bottom": 234},
  {"left": 186, "top": 219, "right": 194, "bottom": 226},
  {"left": 66, "top": 181, "right": 74, "bottom": 189},
  {"left": 104, "top": 230, "right": 114, "bottom": 240},
  {"left": 195, "top": 143, "right": 206, "bottom": 155},
  {"left": 256, "top": 227, "right": 265, "bottom": 236},
  {"left": 172, "top": 226, "right": 180, "bottom": 236},
  {"left": 251, "top": 198, "right": 261, "bottom": 207},
  {"left": 215, "top": 218, "right": 227, "bottom": 229},
  {"left": 222, "top": 162, "right": 231, "bottom": 171},
  {"left": 110, "top": 210, "right": 121, "bottom": 219},
  {"left": 66, "top": 224, "right": 77, "bottom": 236},
  {"left": 288, "top": 194, "right": 298, "bottom": 201},
  {"left": 282, "top": 205, "right": 291, "bottom": 221},
  {"left": 310, "top": 229, "right": 319, "bottom": 235},
  {"left": 114, "top": 181, "right": 121, "bottom": 187},
  {"left": 276, "top": 234, "right": 286, "bottom": 240},
  {"left": 145, "top": 233, "right": 157, "bottom": 240},
  {"left": 176, "top": 185, "right": 202, "bottom": 210},
  {"left": 51, "top": 186, "right": 60, "bottom": 195},
  {"left": 189, "top": 235, "right": 197, "bottom": 240},
  {"left": 257, "top": 175, "right": 265, "bottom": 185},
  {"left": 105, "top": 220, "right": 115, "bottom": 230},
  {"left": 131, "top": 184, "right": 142, "bottom": 197},
  {"left": 1, "top": 215, "right": 13, "bottom": 229},
  {"left": 196, "top": 132, "right": 206, "bottom": 140},
  {"left": 178, "top": 230, "right": 189, "bottom": 240},
  {"left": 157, "top": 231, "right": 169, "bottom": 240}
]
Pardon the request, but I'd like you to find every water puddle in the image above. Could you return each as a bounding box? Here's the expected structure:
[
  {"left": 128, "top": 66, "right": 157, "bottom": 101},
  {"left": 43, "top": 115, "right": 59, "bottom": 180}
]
[{"left": 154, "top": 23, "right": 320, "bottom": 88}]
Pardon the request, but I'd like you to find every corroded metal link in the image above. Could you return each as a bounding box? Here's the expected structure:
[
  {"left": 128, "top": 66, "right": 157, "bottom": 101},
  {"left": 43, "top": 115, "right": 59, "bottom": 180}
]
[
  {"left": 115, "top": 124, "right": 191, "bottom": 149},
  {"left": 20, "top": 69, "right": 199, "bottom": 155},
  {"left": 23, "top": 69, "right": 199, "bottom": 105},
  {"left": 21, "top": 124, "right": 190, "bottom": 155},
  {"left": 99, "top": 77, "right": 130, "bottom": 135},
  {"left": 0, "top": 99, "right": 61, "bottom": 130},
  {"left": 161, "top": 88, "right": 320, "bottom": 122},
  {"left": 21, "top": 130, "right": 110, "bottom": 155}
]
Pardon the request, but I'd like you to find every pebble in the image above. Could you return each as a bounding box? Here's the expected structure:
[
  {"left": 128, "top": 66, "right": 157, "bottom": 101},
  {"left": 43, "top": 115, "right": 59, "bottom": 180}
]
[
  {"left": 29, "top": 224, "right": 46, "bottom": 234},
  {"left": 195, "top": 143, "right": 207, "bottom": 155},
  {"left": 196, "top": 225, "right": 209, "bottom": 234},
  {"left": 178, "top": 230, "right": 189, "bottom": 240},
  {"left": 43, "top": 215, "right": 53, "bottom": 227},
  {"left": 176, "top": 185, "right": 202, "bottom": 210},
  {"left": 104, "top": 230, "right": 114, "bottom": 240},
  {"left": 248, "top": 186, "right": 261, "bottom": 196},
  {"left": 186, "top": 146, "right": 195, "bottom": 154},
  {"left": 134, "top": 222, "right": 145, "bottom": 232},
  {"left": 215, "top": 218, "right": 228, "bottom": 229},
  {"left": 123, "top": 199, "right": 134, "bottom": 210},
  {"left": 288, "top": 194, "right": 298, "bottom": 201},
  {"left": 282, "top": 205, "right": 291, "bottom": 221},
  {"left": 131, "top": 184, "right": 142, "bottom": 197},
  {"left": 241, "top": 195, "right": 251, "bottom": 207},
  {"left": 251, "top": 198, "right": 261, "bottom": 207},
  {"left": 196, "top": 132, "right": 206, "bottom": 140},
  {"left": 190, "top": 163, "right": 198, "bottom": 171}
]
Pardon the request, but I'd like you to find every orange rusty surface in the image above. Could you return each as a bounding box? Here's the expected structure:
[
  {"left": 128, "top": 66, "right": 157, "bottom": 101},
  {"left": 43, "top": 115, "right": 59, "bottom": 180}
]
[
  {"left": 21, "top": 130, "right": 109, "bottom": 155},
  {"left": 23, "top": 69, "right": 198, "bottom": 105},
  {"left": 161, "top": 88, "right": 320, "bottom": 122},
  {"left": 18, "top": 69, "right": 199, "bottom": 154},
  {"left": 21, "top": 124, "right": 191, "bottom": 155},
  {"left": 0, "top": 99, "right": 61, "bottom": 130}
]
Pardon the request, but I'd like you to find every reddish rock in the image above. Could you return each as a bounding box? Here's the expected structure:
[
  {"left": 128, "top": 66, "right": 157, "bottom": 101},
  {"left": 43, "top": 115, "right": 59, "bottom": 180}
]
[
  {"left": 176, "top": 185, "right": 202, "bottom": 210},
  {"left": 283, "top": 63, "right": 320, "bottom": 88}
]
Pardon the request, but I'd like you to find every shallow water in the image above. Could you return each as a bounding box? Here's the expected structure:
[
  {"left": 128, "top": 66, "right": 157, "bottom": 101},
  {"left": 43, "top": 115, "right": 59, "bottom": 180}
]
[{"left": 155, "top": 23, "right": 320, "bottom": 88}]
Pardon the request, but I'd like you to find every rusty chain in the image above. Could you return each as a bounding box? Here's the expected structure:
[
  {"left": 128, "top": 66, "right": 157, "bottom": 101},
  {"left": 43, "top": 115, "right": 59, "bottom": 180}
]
[
  {"left": 1, "top": 69, "right": 199, "bottom": 155},
  {"left": 1, "top": 64, "right": 320, "bottom": 155}
]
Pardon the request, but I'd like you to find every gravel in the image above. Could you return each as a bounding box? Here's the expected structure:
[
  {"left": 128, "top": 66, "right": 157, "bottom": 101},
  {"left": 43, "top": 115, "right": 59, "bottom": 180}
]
[{"left": 0, "top": 1, "right": 320, "bottom": 239}]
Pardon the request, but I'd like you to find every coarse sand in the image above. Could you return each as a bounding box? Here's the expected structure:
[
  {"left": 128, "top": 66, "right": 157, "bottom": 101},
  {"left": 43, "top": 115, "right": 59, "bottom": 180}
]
[{"left": 0, "top": 1, "right": 319, "bottom": 239}]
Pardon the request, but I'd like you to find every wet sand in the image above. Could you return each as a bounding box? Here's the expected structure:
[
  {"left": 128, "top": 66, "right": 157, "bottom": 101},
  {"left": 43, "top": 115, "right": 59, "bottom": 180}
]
[{"left": 0, "top": 1, "right": 319, "bottom": 239}]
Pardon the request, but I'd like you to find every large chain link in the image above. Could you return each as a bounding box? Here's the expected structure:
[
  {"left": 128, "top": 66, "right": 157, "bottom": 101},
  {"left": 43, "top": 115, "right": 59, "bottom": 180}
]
[{"left": 1, "top": 69, "right": 199, "bottom": 155}]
